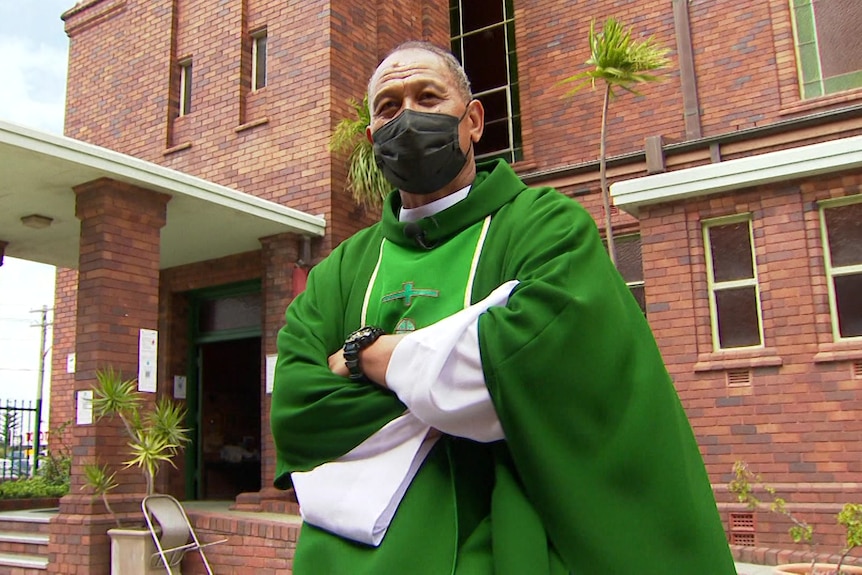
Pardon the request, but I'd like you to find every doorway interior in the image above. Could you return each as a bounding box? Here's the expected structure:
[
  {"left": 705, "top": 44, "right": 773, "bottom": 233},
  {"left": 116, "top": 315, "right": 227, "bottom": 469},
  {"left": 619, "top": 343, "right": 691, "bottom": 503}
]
[
  {"left": 198, "top": 337, "right": 261, "bottom": 500},
  {"left": 187, "top": 282, "right": 262, "bottom": 500}
]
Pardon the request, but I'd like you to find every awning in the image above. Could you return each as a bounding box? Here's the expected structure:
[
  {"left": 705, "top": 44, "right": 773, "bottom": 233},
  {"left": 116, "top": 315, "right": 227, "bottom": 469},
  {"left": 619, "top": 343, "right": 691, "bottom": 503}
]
[{"left": 0, "top": 120, "right": 326, "bottom": 269}]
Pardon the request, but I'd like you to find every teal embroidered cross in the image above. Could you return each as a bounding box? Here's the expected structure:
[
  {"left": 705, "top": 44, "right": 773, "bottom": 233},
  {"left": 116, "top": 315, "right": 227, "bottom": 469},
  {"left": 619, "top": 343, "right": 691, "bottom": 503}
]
[{"left": 381, "top": 282, "right": 439, "bottom": 306}]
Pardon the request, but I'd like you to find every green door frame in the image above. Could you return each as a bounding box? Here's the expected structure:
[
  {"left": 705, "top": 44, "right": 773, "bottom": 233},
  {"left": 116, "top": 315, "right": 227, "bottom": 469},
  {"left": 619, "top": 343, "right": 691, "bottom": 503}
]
[{"left": 185, "top": 279, "right": 262, "bottom": 500}]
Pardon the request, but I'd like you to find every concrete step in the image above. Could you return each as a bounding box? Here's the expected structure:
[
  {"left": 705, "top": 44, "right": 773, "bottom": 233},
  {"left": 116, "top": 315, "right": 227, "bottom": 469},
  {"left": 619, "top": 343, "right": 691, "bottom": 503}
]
[
  {"left": 0, "top": 510, "right": 54, "bottom": 536},
  {"left": 0, "top": 509, "right": 55, "bottom": 573},
  {"left": 0, "top": 551, "right": 48, "bottom": 571},
  {"left": 0, "top": 531, "right": 49, "bottom": 556}
]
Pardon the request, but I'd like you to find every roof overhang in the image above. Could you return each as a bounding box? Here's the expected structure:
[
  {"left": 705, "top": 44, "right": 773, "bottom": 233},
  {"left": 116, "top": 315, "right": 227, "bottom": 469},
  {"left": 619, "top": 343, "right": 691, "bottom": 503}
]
[
  {"left": 610, "top": 134, "right": 862, "bottom": 217},
  {"left": 0, "top": 120, "right": 326, "bottom": 270}
]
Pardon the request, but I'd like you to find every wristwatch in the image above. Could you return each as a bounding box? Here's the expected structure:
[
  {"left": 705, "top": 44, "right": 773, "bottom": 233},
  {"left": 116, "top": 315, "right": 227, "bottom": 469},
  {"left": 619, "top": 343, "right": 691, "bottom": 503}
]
[{"left": 343, "top": 326, "right": 386, "bottom": 380}]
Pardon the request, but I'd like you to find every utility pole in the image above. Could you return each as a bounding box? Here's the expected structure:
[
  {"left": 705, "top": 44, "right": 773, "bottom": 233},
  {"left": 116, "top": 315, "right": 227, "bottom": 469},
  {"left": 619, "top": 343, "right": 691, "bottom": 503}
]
[{"left": 30, "top": 305, "right": 52, "bottom": 475}]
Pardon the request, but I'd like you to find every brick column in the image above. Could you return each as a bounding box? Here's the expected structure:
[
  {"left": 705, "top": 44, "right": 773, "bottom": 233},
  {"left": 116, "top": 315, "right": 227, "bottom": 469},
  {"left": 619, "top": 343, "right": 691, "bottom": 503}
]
[
  {"left": 252, "top": 232, "right": 303, "bottom": 512},
  {"left": 48, "top": 178, "right": 169, "bottom": 575}
]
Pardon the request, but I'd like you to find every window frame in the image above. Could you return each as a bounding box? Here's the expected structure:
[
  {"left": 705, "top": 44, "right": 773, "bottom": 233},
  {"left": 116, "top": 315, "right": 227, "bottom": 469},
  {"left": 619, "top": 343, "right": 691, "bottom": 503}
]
[
  {"left": 819, "top": 195, "right": 862, "bottom": 341},
  {"left": 178, "top": 58, "right": 193, "bottom": 116},
  {"left": 251, "top": 28, "right": 267, "bottom": 92},
  {"left": 449, "top": 0, "right": 522, "bottom": 163},
  {"left": 789, "top": 0, "right": 862, "bottom": 99},
  {"left": 702, "top": 214, "right": 765, "bottom": 351}
]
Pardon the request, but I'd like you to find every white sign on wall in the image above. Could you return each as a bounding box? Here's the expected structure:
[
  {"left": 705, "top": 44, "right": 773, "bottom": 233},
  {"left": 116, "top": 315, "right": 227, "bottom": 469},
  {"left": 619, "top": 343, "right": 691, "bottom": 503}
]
[
  {"left": 266, "top": 354, "right": 277, "bottom": 394},
  {"left": 138, "top": 328, "right": 158, "bottom": 393},
  {"left": 76, "top": 390, "right": 93, "bottom": 425}
]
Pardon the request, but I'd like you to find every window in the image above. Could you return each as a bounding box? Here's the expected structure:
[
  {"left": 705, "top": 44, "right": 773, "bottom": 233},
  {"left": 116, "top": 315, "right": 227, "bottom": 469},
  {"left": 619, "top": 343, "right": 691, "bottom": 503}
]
[
  {"left": 790, "top": 0, "right": 862, "bottom": 99},
  {"left": 616, "top": 234, "right": 646, "bottom": 315},
  {"left": 450, "top": 0, "right": 522, "bottom": 162},
  {"left": 251, "top": 29, "right": 267, "bottom": 91},
  {"left": 178, "top": 58, "right": 193, "bottom": 116},
  {"left": 820, "top": 198, "right": 862, "bottom": 340},
  {"left": 703, "top": 216, "right": 764, "bottom": 350}
]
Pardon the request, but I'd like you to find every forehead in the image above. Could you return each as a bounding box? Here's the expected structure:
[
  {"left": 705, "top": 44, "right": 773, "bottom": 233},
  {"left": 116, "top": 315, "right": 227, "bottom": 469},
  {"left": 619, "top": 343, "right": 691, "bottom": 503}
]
[{"left": 369, "top": 49, "right": 454, "bottom": 97}]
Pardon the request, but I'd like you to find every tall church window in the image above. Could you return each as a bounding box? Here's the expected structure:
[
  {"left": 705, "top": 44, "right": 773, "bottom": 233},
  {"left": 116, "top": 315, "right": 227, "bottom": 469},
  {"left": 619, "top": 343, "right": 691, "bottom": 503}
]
[
  {"left": 703, "top": 215, "right": 764, "bottom": 350},
  {"left": 178, "top": 58, "right": 193, "bottom": 116},
  {"left": 251, "top": 29, "right": 267, "bottom": 91},
  {"left": 790, "top": 0, "right": 862, "bottom": 98},
  {"left": 820, "top": 197, "right": 862, "bottom": 340},
  {"left": 450, "top": 0, "right": 522, "bottom": 162}
]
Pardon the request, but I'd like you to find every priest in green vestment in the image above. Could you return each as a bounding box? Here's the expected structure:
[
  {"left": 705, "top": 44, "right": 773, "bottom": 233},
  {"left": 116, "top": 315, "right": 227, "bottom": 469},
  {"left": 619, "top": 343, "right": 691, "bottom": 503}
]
[{"left": 271, "top": 41, "right": 736, "bottom": 575}]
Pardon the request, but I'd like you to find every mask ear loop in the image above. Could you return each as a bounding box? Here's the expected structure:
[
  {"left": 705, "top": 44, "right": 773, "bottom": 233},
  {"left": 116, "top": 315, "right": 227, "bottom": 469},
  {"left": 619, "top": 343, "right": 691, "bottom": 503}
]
[{"left": 460, "top": 100, "right": 477, "bottom": 160}]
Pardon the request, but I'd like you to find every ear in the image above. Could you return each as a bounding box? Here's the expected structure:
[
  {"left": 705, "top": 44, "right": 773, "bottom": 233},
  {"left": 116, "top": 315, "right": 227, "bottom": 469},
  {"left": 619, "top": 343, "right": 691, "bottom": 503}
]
[
  {"left": 365, "top": 125, "right": 374, "bottom": 144},
  {"left": 466, "top": 99, "right": 484, "bottom": 144}
]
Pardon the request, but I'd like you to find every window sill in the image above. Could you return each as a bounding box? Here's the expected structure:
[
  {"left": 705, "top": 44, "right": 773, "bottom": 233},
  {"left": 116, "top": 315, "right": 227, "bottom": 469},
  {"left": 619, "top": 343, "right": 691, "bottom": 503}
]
[
  {"left": 779, "top": 88, "right": 862, "bottom": 116},
  {"left": 693, "top": 347, "right": 782, "bottom": 372},
  {"left": 813, "top": 341, "right": 862, "bottom": 364},
  {"left": 235, "top": 117, "right": 269, "bottom": 133},
  {"left": 163, "top": 142, "right": 192, "bottom": 155}
]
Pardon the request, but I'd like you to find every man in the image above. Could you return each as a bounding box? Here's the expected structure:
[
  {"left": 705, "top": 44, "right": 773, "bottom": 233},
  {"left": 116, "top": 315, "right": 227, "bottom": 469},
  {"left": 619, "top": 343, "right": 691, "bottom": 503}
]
[{"left": 271, "top": 41, "right": 735, "bottom": 574}]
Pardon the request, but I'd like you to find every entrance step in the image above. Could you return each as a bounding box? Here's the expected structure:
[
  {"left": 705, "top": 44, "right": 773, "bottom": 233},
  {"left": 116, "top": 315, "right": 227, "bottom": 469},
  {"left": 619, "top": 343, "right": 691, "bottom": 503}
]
[
  {"left": 0, "top": 551, "right": 48, "bottom": 572},
  {"left": 0, "top": 509, "right": 54, "bottom": 573}
]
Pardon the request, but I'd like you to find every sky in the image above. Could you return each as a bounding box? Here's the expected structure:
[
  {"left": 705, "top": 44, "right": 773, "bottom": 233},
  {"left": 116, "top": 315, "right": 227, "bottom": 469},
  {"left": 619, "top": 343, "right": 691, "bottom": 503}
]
[{"left": 0, "top": 1, "right": 72, "bottom": 409}]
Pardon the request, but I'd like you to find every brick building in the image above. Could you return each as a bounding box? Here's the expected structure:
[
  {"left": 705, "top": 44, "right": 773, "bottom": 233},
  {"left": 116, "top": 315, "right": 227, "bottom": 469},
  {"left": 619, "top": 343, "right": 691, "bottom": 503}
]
[{"left": 1, "top": 0, "right": 860, "bottom": 571}]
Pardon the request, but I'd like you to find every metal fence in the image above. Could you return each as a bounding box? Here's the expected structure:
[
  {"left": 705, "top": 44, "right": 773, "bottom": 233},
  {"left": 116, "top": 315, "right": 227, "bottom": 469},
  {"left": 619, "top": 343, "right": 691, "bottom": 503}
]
[{"left": 0, "top": 400, "right": 41, "bottom": 481}]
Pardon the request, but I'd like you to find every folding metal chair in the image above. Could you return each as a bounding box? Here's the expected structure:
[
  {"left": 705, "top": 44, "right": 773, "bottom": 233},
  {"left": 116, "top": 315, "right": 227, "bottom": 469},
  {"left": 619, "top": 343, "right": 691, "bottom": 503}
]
[{"left": 142, "top": 494, "right": 228, "bottom": 575}]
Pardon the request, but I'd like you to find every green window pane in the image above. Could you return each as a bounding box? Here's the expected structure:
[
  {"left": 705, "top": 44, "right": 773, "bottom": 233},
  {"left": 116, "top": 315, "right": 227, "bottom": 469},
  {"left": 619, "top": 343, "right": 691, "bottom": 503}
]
[
  {"left": 797, "top": 43, "right": 821, "bottom": 83},
  {"left": 715, "top": 287, "right": 762, "bottom": 348},
  {"left": 794, "top": 5, "right": 816, "bottom": 44},
  {"left": 802, "top": 81, "right": 824, "bottom": 99},
  {"left": 824, "top": 70, "right": 862, "bottom": 94}
]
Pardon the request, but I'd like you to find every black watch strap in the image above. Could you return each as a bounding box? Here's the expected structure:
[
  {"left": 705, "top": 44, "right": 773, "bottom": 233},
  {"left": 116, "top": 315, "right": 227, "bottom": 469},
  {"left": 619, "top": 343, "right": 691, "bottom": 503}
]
[{"left": 343, "top": 326, "right": 386, "bottom": 380}]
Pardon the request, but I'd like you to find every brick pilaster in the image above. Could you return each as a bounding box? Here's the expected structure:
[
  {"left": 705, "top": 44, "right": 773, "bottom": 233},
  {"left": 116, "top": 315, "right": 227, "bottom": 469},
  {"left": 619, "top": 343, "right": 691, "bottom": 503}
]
[
  {"left": 48, "top": 178, "right": 169, "bottom": 575},
  {"left": 259, "top": 233, "right": 302, "bottom": 491}
]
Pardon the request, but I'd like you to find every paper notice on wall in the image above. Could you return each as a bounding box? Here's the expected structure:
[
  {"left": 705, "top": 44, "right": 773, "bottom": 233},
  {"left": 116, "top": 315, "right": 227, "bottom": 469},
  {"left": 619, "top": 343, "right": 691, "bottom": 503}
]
[
  {"left": 138, "top": 328, "right": 158, "bottom": 393},
  {"left": 266, "top": 354, "right": 277, "bottom": 394},
  {"left": 173, "top": 375, "right": 187, "bottom": 399},
  {"left": 77, "top": 390, "right": 93, "bottom": 425},
  {"left": 66, "top": 353, "right": 76, "bottom": 374}
]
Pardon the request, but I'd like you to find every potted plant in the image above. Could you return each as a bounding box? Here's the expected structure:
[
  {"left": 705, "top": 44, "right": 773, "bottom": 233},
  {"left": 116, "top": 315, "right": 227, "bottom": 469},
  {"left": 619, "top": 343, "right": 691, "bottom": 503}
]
[
  {"left": 729, "top": 461, "right": 862, "bottom": 575},
  {"left": 81, "top": 367, "right": 191, "bottom": 575}
]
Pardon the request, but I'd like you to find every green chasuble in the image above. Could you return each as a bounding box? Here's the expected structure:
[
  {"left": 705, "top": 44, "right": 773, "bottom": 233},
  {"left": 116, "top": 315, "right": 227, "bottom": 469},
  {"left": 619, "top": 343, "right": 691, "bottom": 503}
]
[{"left": 271, "top": 159, "right": 736, "bottom": 574}]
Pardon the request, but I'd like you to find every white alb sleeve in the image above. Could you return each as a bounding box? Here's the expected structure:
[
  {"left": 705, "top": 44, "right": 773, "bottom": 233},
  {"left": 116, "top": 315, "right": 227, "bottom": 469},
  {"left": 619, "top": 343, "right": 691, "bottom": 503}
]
[
  {"left": 290, "top": 413, "right": 439, "bottom": 546},
  {"left": 385, "top": 280, "right": 519, "bottom": 443}
]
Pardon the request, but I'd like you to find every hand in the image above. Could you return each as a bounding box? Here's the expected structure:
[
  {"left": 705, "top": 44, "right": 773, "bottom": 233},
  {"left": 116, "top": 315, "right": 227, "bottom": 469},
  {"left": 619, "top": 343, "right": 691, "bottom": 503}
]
[{"left": 328, "top": 334, "right": 406, "bottom": 387}]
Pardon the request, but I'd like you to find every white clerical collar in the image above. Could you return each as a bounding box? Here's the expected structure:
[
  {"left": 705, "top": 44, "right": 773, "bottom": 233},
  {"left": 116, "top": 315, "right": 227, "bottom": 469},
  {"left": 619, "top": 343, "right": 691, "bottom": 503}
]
[{"left": 399, "top": 185, "right": 471, "bottom": 222}]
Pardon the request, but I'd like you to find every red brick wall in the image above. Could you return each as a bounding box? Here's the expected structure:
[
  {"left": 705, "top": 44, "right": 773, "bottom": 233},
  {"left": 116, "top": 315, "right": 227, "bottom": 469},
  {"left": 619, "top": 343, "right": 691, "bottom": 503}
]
[
  {"left": 640, "top": 169, "right": 862, "bottom": 552},
  {"left": 48, "top": 268, "right": 79, "bottom": 437}
]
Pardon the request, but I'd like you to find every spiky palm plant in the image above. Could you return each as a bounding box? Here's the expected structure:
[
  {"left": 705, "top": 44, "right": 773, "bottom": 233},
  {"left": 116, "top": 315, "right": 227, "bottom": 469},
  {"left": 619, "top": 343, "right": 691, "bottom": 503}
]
[
  {"left": 82, "top": 463, "right": 120, "bottom": 527},
  {"left": 329, "top": 95, "right": 391, "bottom": 209},
  {"left": 559, "top": 17, "right": 669, "bottom": 266},
  {"left": 83, "top": 367, "right": 191, "bottom": 521}
]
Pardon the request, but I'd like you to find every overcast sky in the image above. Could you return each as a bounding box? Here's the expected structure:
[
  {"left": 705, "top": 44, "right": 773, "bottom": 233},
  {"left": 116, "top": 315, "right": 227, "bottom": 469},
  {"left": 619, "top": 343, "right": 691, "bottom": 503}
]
[{"left": 0, "top": 1, "right": 72, "bottom": 408}]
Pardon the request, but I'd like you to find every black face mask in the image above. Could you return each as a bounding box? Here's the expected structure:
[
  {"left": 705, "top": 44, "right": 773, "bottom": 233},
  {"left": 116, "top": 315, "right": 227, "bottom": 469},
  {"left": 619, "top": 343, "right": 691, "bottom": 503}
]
[{"left": 372, "top": 107, "right": 470, "bottom": 195}]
